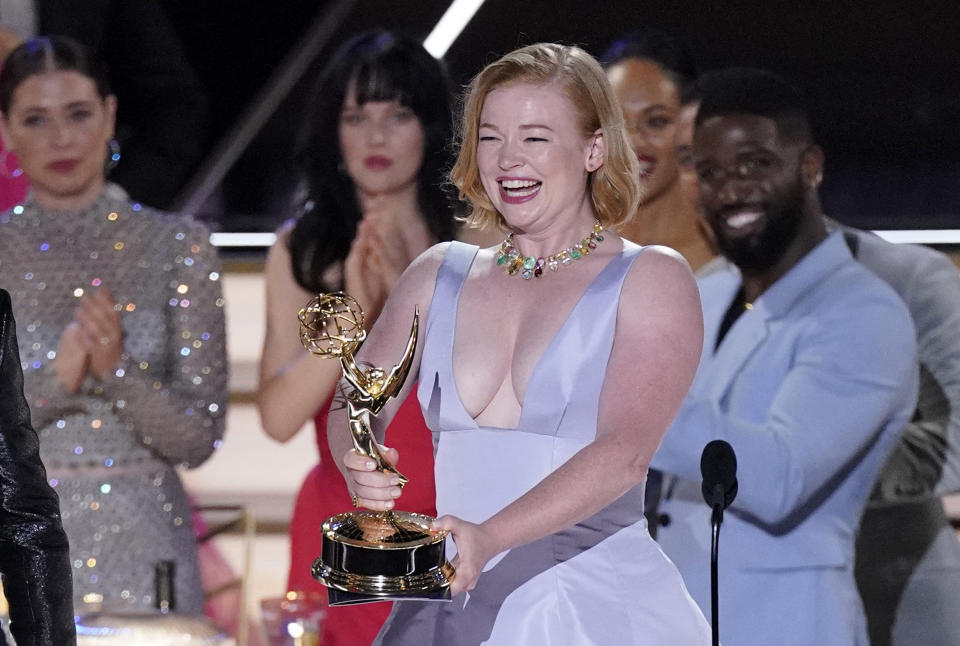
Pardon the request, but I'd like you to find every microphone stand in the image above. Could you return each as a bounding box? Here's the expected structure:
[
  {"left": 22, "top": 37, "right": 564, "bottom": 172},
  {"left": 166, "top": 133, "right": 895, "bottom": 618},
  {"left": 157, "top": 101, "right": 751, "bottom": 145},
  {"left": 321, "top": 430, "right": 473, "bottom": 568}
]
[{"left": 709, "top": 483, "right": 724, "bottom": 646}]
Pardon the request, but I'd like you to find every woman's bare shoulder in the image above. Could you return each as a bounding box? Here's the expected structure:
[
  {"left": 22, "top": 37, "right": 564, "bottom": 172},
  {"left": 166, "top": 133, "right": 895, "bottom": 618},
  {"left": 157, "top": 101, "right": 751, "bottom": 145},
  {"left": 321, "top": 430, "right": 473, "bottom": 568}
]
[
  {"left": 264, "top": 220, "right": 296, "bottom": 267},
  {"left": 620, "top": 242, "right": 702, "bottom": 332},
  {"left": 399, "top": 241, "right": 453, "bottom": 286},
  {"left": 263, "top": 223, "right": 297, "bottom": 284},
  {"left": 626, "top": 243, "right": 696, "bottom": 288}
]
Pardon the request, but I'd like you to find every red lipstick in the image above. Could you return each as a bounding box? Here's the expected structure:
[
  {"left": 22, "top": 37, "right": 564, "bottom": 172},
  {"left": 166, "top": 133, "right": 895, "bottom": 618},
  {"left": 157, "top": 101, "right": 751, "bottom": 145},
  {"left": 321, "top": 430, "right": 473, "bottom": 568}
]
[
  {"left": 363, "top": 155, "right": 393, "bottom": 170},
  {"left": 46, "top": 159, "right": 79, "bottom": 173},
  {"left": 497, "top": 176, "right": 542, "bottom": 205},
  {"left": 636, "top": 154, "right": 657, "bottom": 180}
]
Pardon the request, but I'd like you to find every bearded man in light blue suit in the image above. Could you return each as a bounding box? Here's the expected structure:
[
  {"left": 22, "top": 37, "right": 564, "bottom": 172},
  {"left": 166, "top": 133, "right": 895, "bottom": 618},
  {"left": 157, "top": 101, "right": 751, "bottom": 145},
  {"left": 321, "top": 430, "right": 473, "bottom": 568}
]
[{"left": 651, "top": 68, "right": 918, "bottom": 646}]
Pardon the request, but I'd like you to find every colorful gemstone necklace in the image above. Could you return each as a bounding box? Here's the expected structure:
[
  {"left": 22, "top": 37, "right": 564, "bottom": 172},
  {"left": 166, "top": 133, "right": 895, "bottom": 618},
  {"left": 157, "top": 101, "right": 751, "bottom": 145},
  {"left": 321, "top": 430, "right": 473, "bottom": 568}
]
[{"left": 495, "top": 220, "right": 605, "bottom": 280}]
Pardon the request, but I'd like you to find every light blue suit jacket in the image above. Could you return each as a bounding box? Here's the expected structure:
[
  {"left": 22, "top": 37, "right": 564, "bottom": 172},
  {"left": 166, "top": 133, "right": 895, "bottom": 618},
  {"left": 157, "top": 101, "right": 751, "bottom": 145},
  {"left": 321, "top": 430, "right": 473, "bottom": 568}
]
[{"left": 651, "top": 231, "right": 918, "bottom": 646}]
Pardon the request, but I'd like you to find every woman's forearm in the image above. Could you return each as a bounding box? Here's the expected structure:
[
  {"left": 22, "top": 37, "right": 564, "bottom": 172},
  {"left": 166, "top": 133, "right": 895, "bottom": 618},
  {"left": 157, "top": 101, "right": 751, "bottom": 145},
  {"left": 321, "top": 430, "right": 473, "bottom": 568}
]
[
  {"left": 257, "top": 352, "right": 341, "bottom": 442},
  {"left": 480, "top": 432, "right": 650, "bottom": 555}
]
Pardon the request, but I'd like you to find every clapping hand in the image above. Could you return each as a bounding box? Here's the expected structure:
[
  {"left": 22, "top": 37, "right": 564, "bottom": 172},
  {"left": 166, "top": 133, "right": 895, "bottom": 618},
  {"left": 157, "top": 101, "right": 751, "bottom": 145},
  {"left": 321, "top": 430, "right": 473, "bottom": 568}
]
[
  {"left": 54, "top": 286, "right": 124, "bottom": 391},
  {"left": 344, "top": 218, "right": 384, "bottom": 321},
  {"left": 361, "top": 201, "right": 423, "bottom": 291},
  {"left": 76, "top": 286, "right": 124, "bottom": 379},
  {"left": 344, "top": 200, "right": 427, "bottom": 323}
]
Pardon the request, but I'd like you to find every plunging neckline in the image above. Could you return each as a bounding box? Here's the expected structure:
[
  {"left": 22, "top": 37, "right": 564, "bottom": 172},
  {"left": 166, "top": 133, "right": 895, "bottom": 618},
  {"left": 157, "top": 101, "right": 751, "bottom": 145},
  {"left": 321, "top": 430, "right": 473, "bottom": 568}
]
[{"left": 445, "top": 246, "right": 626, "bottom": 431}]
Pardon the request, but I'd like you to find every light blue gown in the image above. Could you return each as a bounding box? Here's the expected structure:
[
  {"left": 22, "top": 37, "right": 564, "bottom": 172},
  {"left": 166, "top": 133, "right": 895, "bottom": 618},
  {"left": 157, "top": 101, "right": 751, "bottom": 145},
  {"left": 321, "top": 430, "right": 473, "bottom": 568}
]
[{"left": 373, "top": 241, "right": 712, "bottom": 646}]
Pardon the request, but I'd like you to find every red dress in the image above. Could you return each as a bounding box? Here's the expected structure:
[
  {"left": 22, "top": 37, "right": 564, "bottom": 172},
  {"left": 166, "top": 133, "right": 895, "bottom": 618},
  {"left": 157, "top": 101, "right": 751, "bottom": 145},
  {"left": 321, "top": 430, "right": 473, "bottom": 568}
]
[{"left": 286, "top": 386, "right": 437, "bottom": 646}]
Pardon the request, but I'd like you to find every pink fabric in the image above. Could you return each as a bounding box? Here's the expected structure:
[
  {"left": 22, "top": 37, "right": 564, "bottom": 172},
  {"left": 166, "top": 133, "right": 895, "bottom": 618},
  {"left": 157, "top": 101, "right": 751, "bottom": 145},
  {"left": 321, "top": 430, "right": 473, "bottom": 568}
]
[
  {"left": 192, "top": 503, "right": 264, "bottom": 646},
  {"left": 0, "top": 145, "right": 28, "bottom": 210}
]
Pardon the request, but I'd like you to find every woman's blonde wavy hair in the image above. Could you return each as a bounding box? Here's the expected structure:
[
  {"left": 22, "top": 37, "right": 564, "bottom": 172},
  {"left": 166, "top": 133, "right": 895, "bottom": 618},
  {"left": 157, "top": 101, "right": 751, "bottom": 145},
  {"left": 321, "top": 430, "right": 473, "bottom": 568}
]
[{"left": 451, "top": 43, "right": 641, "bottom": 231}]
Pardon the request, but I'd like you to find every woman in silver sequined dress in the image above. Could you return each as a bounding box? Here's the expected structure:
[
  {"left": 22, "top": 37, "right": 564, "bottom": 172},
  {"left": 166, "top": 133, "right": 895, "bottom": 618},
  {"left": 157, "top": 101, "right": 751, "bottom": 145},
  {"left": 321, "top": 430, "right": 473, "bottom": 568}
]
[{"left": 0, "top": 37, "right": 227, "bottom": 616}]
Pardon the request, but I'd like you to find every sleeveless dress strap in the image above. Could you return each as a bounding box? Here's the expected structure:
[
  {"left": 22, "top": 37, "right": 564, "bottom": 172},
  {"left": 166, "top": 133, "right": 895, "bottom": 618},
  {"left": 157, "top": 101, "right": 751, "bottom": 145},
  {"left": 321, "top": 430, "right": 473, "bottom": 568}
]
[
  {"left": 523, "top": 242, "right": 646, "bottom": 438},
  {"left": 418, "top": 242, "right": 479, "bottom": 431}
]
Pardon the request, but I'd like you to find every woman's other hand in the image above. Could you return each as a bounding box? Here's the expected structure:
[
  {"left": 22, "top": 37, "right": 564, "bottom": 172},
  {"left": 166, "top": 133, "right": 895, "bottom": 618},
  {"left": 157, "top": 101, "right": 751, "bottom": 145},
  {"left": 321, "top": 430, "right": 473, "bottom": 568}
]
[
  {"left": 342, "top": 445, "right": 404, "bottom": 511},
  {"left": 76, "top": 286, "right": 123, "bottom": 379},
  {"left": 362, "top": 206, "right": 413, "bottom": 289},
  {"left": 343, "top": 219, "right": 386, "bottom": 321},
  {"left": 432, "top": 516, "right": 501, "bottom": 596},
  {"left": 53, "top": 321, "right": 91, "bottom": 392},
  {"left": 363, "top": 200, "right": 432, "bottom": 296}
]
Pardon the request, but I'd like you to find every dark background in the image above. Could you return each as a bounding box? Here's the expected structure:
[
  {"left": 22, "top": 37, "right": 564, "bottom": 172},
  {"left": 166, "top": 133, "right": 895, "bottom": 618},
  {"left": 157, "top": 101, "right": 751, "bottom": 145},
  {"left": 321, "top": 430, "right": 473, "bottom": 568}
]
[{"left": 162, "top": 0, "right": 960, "bottom": 232}]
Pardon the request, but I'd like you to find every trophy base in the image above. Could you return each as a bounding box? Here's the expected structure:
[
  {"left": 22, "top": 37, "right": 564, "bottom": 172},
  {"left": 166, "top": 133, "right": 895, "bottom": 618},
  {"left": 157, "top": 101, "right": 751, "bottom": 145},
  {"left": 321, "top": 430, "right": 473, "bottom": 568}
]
[
  {"left": 312, "top": 510, "right": 455, "bottom": 604},
  {"left": 325, "top": 585, "right": 452, "bottom": 606}
]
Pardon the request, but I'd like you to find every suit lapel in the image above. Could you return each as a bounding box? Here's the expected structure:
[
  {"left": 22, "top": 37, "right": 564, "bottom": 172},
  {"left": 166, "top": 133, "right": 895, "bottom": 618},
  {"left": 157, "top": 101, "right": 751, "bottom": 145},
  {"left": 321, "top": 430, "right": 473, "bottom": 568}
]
[
  {"left": 696, "top": 267, "right": 739, "bottom": 366},
  {"left": 708, "top": 304, "right": 769, "bottom": 401},
  {"left": 696, "top": 267, "right": 771, "bottom": 402},
  {"left": 706, "top": 304, "right": 771, "bottom": 402}
]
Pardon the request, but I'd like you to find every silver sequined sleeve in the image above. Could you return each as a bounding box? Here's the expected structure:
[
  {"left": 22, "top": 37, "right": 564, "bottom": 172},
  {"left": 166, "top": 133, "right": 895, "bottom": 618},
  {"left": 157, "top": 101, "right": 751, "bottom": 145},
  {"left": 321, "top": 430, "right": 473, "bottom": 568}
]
[
  {"left": 11, "top": 211, "right": 228, "bottom": 468},
  {"left": 95, "top": 218, "right": 227, "bottom": 467}
]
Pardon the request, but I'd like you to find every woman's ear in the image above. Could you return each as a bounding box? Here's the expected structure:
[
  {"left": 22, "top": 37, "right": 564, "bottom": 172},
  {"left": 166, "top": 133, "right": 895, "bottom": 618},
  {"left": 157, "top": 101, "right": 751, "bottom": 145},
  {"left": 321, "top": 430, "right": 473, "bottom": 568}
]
[
  {"left": 585, "top": 128, "right": 605, "bottom": 172},
  {"left": 104, "top": 94, "right": 118, "bottom": 139}
]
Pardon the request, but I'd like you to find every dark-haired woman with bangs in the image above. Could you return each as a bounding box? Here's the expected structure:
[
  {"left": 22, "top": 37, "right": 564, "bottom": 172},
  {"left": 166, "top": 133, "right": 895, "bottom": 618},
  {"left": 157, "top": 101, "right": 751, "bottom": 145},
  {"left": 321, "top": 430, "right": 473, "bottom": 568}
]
[{"left": 255, "top": 30, "right": 456, "bottom": 645}]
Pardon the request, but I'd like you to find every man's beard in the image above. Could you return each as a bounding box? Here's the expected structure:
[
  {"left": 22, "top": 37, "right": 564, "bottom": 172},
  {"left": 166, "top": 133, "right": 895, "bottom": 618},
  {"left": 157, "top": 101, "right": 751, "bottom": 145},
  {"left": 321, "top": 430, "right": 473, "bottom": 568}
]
[{"left": 708, "top": 180, "right": 806, "bottom": 273}]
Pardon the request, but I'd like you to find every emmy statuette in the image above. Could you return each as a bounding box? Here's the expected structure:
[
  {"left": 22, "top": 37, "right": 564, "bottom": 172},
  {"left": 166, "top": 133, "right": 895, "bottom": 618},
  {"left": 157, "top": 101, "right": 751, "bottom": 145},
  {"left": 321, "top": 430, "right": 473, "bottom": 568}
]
[{"left": 298, "top": 292, "right": 454, "bottom": 603}]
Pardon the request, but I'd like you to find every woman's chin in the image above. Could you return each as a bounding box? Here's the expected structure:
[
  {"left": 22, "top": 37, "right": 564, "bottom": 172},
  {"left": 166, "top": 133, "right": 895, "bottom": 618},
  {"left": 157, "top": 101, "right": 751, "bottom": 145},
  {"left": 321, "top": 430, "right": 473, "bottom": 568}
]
[{"left": 32, "top": 176, "right": 104, "bottom": 209}]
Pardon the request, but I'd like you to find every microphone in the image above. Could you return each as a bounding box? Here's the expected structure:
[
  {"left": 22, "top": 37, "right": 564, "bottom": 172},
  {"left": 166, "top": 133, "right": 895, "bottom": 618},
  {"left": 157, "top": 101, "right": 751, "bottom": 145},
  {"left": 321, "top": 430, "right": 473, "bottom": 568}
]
[
  {"left": 700, "top": 439, "right": 738, "bottom": 646},
  {"left": 701, "top": 439, "right": 738, "bottom": 512}
]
